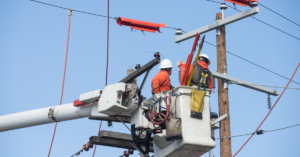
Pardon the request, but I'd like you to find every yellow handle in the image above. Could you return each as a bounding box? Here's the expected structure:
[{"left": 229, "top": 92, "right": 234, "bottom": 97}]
[{"left": 187, "top": 47, "right": 203, "bottom": 86}]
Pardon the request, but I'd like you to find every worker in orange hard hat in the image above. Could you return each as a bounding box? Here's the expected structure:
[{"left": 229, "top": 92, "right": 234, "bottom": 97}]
[
  {"left": 187, "top": 54, "right": 213, "bottom": 94},
  {"left": 151, "top": 59, "right": 174, "bottom": 94}
]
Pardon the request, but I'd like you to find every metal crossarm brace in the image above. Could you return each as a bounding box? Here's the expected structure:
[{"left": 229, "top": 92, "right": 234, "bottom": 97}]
[
  {"left": 139, "top": 69, "right": 151, "bottom": 92},
  {"left": 211, "top": 70, "right": 279, "bottom": 96},
  {"left": 174, "top": 7, "right": 259, "bottom": 43},
  {"left": 120, "top": 57, "right": 160, "bottom": 83},
  {"left": 89, "top": 130, "right": 154, "bottom": 152}
]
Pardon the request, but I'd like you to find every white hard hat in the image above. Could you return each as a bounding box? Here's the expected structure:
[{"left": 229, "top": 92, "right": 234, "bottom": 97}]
[
  {"left": 159, "top": 59, "right": 174, "bottom": 69},
  {"left": 199, "top": 54, "right": 211, "bottom": 65}
]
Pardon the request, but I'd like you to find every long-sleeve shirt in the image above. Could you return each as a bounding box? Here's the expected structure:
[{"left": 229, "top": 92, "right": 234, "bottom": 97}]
[
  {"left": 188, "top": 61, "right": 213, "bottom": 94},
  {"left": 151, "top": 70, "right": 170, "bottom": 94}
]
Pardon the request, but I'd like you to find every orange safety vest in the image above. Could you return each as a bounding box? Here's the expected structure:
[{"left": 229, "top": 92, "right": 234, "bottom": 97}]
[{"left": 151, "top": 70, "right": 170, "bottom": 94}]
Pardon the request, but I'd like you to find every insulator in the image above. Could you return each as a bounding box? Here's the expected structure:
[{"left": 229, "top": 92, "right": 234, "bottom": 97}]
[
  {"left": 83, "top": 144, "right": 89, "bottom": 151},
  {"left": 154, "top": 52, "right": 160, "bottom": 57},
  {"left": 267, "top": 95, "right": 271, "bottom": 110},
  {"left": 87, "top": 142, "right": 93, "bottom": 148},
  {"left": 123, "top": 151, "right": 129, "bottom": 157},
  {"left": 128, "top": 149, "right": 134, "bottom": 154},
  {"left": 178, "top": 70, "right": 181, "bottom": 83},
  {"left": 212, "top": 78, "right": 216, "bottom": 93}
]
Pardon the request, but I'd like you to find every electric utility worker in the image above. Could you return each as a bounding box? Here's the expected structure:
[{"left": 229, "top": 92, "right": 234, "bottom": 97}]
[
  {"left": 187, "top": 54, "right": 213, "bottom": 94},
  {"left": 151, "top": 59, "right": 174, "bottom": 94}
]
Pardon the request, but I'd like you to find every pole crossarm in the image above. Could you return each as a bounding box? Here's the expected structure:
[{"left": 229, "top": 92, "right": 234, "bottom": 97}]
[
  {"left": 174, "top": 7, "right": 259, "bottom": 43},
  {"left": 211, "top": 70, "right": 279, "bottom": 96}
]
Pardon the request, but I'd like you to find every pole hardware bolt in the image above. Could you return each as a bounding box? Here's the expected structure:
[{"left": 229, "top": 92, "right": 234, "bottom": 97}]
[
  {"left": 256, "top": 130, "right": 264, "bottom": 135},
  {"left": 135, "top": 64, "right": 141, "bottom": 70},
  {"left": 154, "top": 52, "right": 160, "bottom": 58}
]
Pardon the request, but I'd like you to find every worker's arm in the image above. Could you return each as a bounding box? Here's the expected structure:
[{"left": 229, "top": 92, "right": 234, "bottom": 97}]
[
  {"left": 208, "top": 76, "right": 213, "bottom": 94},
  {"left": 151, "top": 77, "right": 161, "bottom": 94}
]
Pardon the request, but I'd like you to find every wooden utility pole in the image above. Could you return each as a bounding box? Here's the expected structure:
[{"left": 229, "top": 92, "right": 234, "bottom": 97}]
[{"left": 216, "top": 12, "right": 232, "bottom": 157}]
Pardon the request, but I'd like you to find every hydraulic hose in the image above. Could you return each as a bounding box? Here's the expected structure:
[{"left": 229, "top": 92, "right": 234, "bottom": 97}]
[
  {"left": 149, "top": 96, "right": 171, "bottom": 125},
  {"left": 130, "top": 124, "right": 151, "bottom": 154},
  {"left": 131, "top": 124, "right": 149, "bottom": 143}
]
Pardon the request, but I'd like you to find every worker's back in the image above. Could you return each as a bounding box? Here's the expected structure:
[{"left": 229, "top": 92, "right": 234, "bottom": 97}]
[
  {"left": 151, "top": 70, "right": 170, "bottom": 94},
  {"left": 188, "top": 61, "right": 212, "bottom": 89}
]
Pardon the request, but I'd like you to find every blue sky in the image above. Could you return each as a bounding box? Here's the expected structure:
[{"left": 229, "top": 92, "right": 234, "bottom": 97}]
[{"left": 0, "top": 0, "right": 299, "bottom": 157}]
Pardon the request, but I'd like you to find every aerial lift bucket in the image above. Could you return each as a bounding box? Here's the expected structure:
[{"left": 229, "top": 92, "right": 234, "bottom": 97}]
[{"left": 151, "top": 86, "right": 215, "bottom": 157}]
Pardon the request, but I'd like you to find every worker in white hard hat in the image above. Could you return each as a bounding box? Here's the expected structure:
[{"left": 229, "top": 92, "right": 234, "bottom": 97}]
[
  {"left": 151, "top": 59, "right": 173, "bottom": 94},
  {"left": 187, "top": 54, "right": 213, "bottom": 94}
]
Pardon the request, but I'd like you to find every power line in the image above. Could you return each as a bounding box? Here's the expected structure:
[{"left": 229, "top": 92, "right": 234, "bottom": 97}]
[
  {"left": 31, "top": 0, "right": 300, "bottom": 86},
  {"left": 206, "top": 0, "right": 222, "bottom": 4},
  {"left": 166, "top": 26, "right": 179, "bottom": 30},
  {"left": 227, "top": 4, "right": 300, "bottom": 41},
  {"left": 216, "top": 123, "right": 300, "bottom": 140},
  {"left": 233, "top": 63, "right": 300, "bottom": 157},
  {"left": 258, "top": 2, "right": 300, "bottom": 27},
  {"left": 31, "top": 0, "right": 69, "bottom": 10},
  {"left": 47, "top": 10, "right": 72, "bottom": 157},
  {"left": 265, "top": 123, "right": 300, "bottom": 133},
  {"left": 30, "top": 0, "right": 116, "bottom": 19},
  {"left": 93, "top": 0, "right": 110, "bottom": 156},
  {"left": 204, "top": 41, "right": 300, "bottom": 86},
  {"left": 206, "top": 0, "right": 300, "bottom": 41},
  {"left": 70, "top": 148, "right": 84, "bottom": 157}
]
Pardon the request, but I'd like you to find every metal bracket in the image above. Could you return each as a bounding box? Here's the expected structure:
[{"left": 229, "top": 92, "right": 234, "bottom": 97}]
[
  {"left": 211, "top": 113, "right": 228, "bottom": 126},
  {"left": 68, "top": 8, "right": 73, "bottom": 17},
  {"left": 48, "top": 107, "right": 58, "bottom": 122},
  {"left": 216, "top": 28, "right": 221, "bottom": 36},
  {"left": 223, "top": 73, "right": 228, "bottom": 89},
  {"left": 214, "top": 20, "right": 221, "bottom": 36},
  {"left": 139, "top": 69, "right": 151, "bottom": 93}
]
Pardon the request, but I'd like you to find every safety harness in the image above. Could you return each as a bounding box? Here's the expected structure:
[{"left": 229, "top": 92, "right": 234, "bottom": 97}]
[{"left": 190, "top": 63, "right": 212, "bottom": 89}]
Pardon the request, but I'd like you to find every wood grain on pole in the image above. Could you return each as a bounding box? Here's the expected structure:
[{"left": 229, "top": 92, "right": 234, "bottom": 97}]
[{"left": 216, "top": 12, "right": 232, "bottom": 157}]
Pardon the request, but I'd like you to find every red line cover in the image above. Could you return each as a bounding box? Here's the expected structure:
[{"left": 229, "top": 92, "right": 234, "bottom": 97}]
[
  {"left": 225, "top": 0, "right": 258, "bottom": 7},
  {"left": 117, "top": 17, "right": 166, "bottom": 33}
]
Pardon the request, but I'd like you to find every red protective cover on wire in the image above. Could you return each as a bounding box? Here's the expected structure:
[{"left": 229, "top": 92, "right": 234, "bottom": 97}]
[
  {"left": 117, "top": 17, "right": 166, "bottom": 33},
  {"left": 180, "top": 33, "right": 200, "bottom": 86},
  {"left": 233, "top": 62, "right": 300, "bottom": 157},
  {"left": 48, "top": 15, "right": 71, "bottom": 157},
  {"left": 149, "top": 96, "right": 170, "bottom": 125},
  {"left": 225, "top": 0, "right": 258, "bottom": 7}
]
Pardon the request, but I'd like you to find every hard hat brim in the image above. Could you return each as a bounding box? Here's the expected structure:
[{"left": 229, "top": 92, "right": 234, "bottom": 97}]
[
  {"left": 199, "top": 55, "right": 210, "bottom": 65},
  {"left": 159, "top": 65, "right": 174, "bottom": 69}
]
